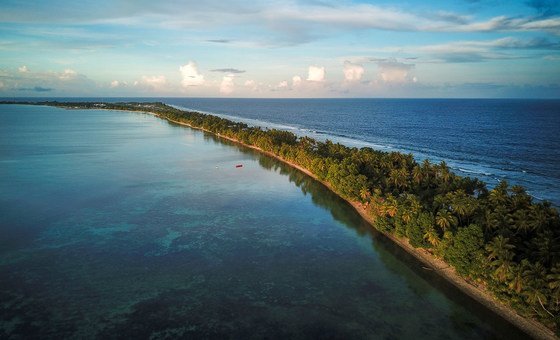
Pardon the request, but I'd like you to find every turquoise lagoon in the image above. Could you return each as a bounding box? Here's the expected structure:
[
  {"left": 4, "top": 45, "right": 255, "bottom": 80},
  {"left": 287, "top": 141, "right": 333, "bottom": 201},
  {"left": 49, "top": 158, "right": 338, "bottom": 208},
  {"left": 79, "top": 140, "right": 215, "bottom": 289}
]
[{"left": 0, "top": 105, "right": 526, "bottom": 338}]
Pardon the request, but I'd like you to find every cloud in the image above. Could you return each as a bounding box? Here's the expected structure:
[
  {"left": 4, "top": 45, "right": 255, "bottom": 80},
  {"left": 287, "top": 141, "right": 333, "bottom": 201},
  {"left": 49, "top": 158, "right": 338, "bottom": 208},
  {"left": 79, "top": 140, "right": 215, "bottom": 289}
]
[
  {"left": 244, "top": 79, "right": 255, "bottom": 88},
  {"left": 136, "top": 75, "right": 167, "bottom": 89},
  {"left": 220, "top": 75, "right": 234, "bottom": 95},
  {"left": 59, "top": 69, "right": 77, "bottom": 80},
  {"left": 261, "top": 3, "right": 560, "bottom": 39},
  {"left": 307, "top": 66, "right": 325, "bottom": 82},
  {"left": 0, "top": 67, "right": 95, "bottom": 95},
  {"left": 343, "top": 61, "right": 364, "bottom": 81},
  {"left": 415, "top": 37, "right": 560, "bottom": 63},
  {"left": 434, "top": 11, "right": 470, "bottom": 25},
  {"left": 17, "top": 86, "right": 53, "bottom": 92},
  {"left": 206, "top": 39, "right": 231, "bottom": 43},
  {"left": 110, "top": 80, "right": 129, "bottom": 88},
  {"left": 292, "top": 75, "right": 302, "bottom": 87},
  {"left": 3, "top": 1, "right": 560, "bottom": 39},
  {"left": 179, "top": 61, "right": 204, "bottom": 87},
  {"left": 211, "top": 68, "right": 245, "bottom": 74},
  {"left": 18, "top": 65, "right": 28, "bottom": 73},
  {"left": 455, "top": 16, "right": 560, "bottom": 34},
  {"left": 277, "top": 80, "right": 289, "bottom": 89},
  {"left": 376, "top": 60, "right": 415, "bottom": 83},
  {"left": 243, "top": 79, "right": 264, "bottom": 92}
]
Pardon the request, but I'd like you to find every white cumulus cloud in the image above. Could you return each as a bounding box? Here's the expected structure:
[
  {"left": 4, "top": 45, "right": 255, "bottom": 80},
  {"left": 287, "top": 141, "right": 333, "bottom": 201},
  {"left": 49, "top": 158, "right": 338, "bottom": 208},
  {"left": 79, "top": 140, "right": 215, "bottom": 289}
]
[
  {"left": 59, "top": 69, "right": 77, "bottom": 80},
  {"left": 136, "top": 75, "right": 167, "bottom": 89},
  {"left": 180, "top": 61, "right": 204, "bottom": 87},
  {"left": 220, "top": 75, "right": 234, "bottom": 95},
  {"left": 110, "top": 80, "right": 128, "bottom": 88},
  {"left": 343, "top": 61, "right": 364, "bottom": 82},
  {"left": 292, "top": 75, "right": 302, "bottom": 87},
  {"left": 307, "top": 66, "right": 325, "bottom": 82},
  {"left": 377, "top": 60, "right": 415, "bottom": 83},
  {"left": 277, "top": 80, "right": 289, "bottom": 88}
]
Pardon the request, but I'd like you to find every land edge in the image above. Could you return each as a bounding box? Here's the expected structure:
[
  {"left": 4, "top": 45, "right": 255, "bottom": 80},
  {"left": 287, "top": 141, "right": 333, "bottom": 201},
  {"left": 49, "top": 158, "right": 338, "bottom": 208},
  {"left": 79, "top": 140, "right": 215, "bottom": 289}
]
[
  {"left": 8, "top": 102, "right": 554, "bottom": 339},
  {"left": 146, "top": 112, "right": 557, "bottom": 340}
]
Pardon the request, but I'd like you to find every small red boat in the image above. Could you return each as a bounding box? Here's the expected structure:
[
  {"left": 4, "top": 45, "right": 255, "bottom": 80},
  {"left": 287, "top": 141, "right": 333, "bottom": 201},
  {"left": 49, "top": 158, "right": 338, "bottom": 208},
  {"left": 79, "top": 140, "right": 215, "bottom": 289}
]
[{"left": 235, "top": 164, "right": 243, "bottom": 168}]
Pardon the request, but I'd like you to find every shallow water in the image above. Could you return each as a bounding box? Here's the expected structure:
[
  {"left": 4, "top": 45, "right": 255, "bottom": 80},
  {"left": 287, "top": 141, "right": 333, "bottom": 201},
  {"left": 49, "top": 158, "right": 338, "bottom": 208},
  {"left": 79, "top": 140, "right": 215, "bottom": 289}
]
[{"left": 0, "top": 105, "right": 528, "bottom": 338}]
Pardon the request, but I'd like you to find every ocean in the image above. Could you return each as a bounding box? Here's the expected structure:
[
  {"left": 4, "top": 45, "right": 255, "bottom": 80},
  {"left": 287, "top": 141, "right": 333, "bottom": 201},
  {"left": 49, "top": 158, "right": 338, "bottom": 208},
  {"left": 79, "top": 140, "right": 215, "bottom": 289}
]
[{"left": 0, "top": 104, "right": 528, "bottom": 338}]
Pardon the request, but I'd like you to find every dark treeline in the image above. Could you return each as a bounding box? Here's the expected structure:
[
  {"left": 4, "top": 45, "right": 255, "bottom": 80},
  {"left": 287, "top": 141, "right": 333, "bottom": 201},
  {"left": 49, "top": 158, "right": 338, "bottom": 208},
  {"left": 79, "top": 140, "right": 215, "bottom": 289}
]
[{"left": 17, "top": 101, "right": 560, "bottom": 332}]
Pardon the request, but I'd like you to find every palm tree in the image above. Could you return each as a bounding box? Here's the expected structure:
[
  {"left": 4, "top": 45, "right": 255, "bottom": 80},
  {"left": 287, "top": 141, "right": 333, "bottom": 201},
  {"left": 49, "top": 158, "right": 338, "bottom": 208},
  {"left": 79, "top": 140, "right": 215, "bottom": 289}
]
[
  {"left": 492, "top": 251, "right": 515, "bottom": 282},
  {"left": 523, "top": 262, "right": 551, "bottom": 315},
  {"left": 409, "top": 196, "right": 422, "bottom": 215},
  {"left": 486, "top": 235, "right": 515, "bottom": 261},
  {"left": 438, "top": 161, "right": 451, "bottom": 184},
  {"left": 484, "top": 206, "right": 508, "bottom": 233},
  {"left": 489, "top": 180, "right": 509, "bottom": 206},
  {"left": 529, "top": 204, "right": 550, "bottom": 232},
  {"left": 435, "top": 210, "right": 457, "bottom": 232},
  {"left": 486, "top": 235, "right": 516, "bottom": 282},
  {"left": 359, "top": 187, "right": 371, "bottom": 204},
  {"left": 401, "top": 209, "right": 413, "bottom": 224},
  {"left": 547, "top": 263, "right": 560, "bottom": 307},
  {"left": 389, "top": 168, "right": 408, "bottom": 191},
  {"left": 508, "top": 262, "right": 526, "bottom": 294},
  {"left": 511, "top": 185, "right": 531, "bottom": 209},
  {"left": 423, "top": 225, "right": 440, "bottom": 247},
  {"left": 412, "top": 165, "right": 423, "bottom": 185},
  {"left": 383, "top": 195, "right": 398, "bottom": 218}
]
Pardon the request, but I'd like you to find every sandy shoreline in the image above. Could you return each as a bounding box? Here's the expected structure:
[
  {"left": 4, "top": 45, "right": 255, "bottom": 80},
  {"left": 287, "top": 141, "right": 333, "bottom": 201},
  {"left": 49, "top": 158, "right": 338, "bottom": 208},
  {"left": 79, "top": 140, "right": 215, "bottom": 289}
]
[{"left": 134, "top": 110, "right": 557, "bottom": 339}]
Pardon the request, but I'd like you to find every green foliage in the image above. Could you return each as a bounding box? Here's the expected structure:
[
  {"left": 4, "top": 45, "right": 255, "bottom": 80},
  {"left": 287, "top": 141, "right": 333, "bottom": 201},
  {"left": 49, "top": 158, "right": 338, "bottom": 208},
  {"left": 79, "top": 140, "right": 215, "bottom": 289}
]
[
  {"left": 443, "top": 224, "right": 485, "bottom": 277},
  {"left": 407, "top": 212, "right": 432, "bottom": 248}
]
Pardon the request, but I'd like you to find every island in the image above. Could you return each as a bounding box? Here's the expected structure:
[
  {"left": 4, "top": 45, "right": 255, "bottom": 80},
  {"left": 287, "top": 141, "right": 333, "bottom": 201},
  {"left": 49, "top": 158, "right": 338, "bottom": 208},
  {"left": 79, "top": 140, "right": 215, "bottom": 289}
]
[{"left": 3, "top": 100, "right": 558, "bottom": 339}]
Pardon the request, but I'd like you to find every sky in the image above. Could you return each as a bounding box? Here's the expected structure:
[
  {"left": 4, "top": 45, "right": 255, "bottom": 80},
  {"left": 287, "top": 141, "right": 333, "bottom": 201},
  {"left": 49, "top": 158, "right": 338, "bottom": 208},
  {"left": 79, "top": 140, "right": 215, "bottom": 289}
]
[{"left": 0, "top": 0, "right": 559, "bottom": 98}]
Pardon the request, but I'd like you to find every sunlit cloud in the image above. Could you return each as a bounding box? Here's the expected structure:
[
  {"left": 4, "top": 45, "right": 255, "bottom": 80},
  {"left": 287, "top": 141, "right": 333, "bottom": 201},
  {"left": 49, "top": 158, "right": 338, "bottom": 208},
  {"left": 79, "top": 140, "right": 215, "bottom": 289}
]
[
  {"left": 343, "top": 61, "right": 364, "bottom": 82},
  {"left": 220, "top": 75, "right": 234, "bottom": 94},
  {"left": 135, "top": 75, "right": 167, "bottom": 90},
  {"left": 307, "top": 66, "right": 325, "bottom": 82},
  {"left": 277, "top": 80, "right": 289, "bottom": 89},
  {"left": 59, "top": 69, "right": 77, "bottom": 80},
  {"left": 376, "top": 60, "right": 415, "bottom": 83},
  {"left": 180, "top": 61, "right": 204, "bottom": 87}
]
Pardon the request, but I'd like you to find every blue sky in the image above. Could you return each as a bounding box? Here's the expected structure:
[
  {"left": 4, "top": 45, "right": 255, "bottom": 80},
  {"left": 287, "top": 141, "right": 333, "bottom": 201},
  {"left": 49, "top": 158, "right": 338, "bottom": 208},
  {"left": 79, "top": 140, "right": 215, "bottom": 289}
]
[{"left": 0, "top": 0, "right": 559, "bottom": 98}]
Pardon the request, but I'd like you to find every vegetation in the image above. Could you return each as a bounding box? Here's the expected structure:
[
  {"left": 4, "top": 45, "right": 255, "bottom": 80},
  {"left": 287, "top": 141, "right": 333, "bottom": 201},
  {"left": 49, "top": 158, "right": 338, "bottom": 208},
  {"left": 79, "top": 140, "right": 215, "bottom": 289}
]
[{"left": 7, "top": 100, "right": 560, "bottom": 332}]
